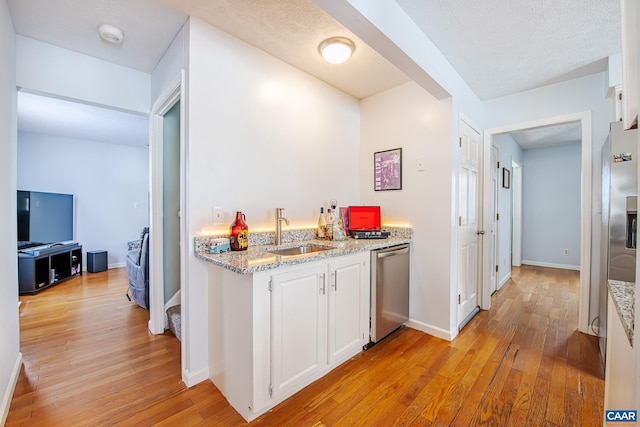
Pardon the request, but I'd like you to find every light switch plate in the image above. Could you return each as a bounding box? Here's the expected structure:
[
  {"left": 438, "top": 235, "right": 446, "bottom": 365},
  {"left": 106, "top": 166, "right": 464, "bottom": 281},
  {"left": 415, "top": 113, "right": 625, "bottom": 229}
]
[
  {"left": 213, "top": 207, "right": 224, "bottom": 224},
  {"left": 416, "top": 157, "right": 425, "bottom": 172}
]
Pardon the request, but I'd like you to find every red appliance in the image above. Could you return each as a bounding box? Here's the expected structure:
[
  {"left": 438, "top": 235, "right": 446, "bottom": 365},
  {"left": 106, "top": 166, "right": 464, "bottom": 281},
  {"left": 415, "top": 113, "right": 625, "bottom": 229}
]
[{"left": 348, "top": 206, "right": 381, "bottom": 231}]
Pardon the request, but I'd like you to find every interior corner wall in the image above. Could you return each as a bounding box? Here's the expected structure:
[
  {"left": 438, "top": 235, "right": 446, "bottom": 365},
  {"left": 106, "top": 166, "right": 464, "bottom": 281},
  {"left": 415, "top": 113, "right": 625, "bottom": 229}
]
[
  {"left": 17, "top": 132, "right": 149, "bottom": 268},
  {"left": 360, "top": 81, "right": 454, "bottom": 337},
  {"left": 0, "top": 0, "right": 20, "bottom": 423},
  {"left": 493, "top": 134, "right": 523, "bottom": 284}
]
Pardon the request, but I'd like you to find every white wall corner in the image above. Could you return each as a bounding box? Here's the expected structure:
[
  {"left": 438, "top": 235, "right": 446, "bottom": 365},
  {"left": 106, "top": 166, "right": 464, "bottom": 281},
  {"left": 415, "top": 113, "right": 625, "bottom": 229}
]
[
  {"left": 182, "top": 367, "right": 210, "bottom": 388},
  {"left": 0, "top": 352, "right": 22, "bottom": 425},
  {"left": 405, "top": 319, "right": 457, "bottom": 342}
]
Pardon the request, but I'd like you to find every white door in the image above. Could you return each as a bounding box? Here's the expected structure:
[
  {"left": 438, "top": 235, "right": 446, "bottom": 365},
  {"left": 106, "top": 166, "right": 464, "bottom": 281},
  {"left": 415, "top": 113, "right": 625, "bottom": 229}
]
[
  {"left": 270, "top": 265, "right": 326, "bottom": 399},
  {"left": 458, "top": 120, "right": 482, "bottom": 329},
  {"left": 328, "top": 257, "right": 364, "bottom": 365},
  {"left": 489, "top": 144, "right": 499, "bottom": 294}
]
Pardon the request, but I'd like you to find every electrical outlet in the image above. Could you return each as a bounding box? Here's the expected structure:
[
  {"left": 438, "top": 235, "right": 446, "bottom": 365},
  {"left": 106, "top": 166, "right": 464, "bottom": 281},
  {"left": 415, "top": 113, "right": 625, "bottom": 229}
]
[
  {"left": 213, "top": 207, "right": 224, "bottom": 224},
  {"left": 563, "top": 249, "right": 569, "bottom": 255}
]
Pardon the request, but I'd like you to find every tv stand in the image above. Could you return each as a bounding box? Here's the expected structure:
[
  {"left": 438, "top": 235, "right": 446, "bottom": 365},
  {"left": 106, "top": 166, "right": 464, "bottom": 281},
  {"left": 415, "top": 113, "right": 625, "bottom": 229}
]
[{"left": 18, "top": 242, "right": 82, "bottom": 295}]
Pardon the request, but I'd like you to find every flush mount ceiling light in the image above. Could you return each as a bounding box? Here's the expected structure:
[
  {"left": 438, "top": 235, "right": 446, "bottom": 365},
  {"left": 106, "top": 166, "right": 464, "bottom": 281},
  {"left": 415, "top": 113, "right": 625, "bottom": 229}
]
[
  {"left": 318, "top": 37, "right": 355, "bottom": 64},
  {"left": 98, "top": 23, "right": 124, "bottom": 44}
]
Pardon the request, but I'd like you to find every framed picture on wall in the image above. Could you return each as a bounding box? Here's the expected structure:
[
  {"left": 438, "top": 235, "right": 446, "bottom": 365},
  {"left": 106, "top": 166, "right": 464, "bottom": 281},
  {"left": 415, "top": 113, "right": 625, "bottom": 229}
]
[
  {"left": 502, "top": 167, "right": 511, "bottom": 189},
  {"left": 374, "top": 148, "right": 402, "bottom": 191}
]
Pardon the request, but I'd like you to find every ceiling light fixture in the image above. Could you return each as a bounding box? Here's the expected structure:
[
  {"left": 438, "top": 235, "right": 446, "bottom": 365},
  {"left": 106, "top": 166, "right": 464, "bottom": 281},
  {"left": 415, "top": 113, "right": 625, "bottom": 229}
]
[
  {"left": 318, "top": 37, "right": 355, "bottom": 64},
  {"left": 98, "top": 23, "right": 124, "bottom": 44}
]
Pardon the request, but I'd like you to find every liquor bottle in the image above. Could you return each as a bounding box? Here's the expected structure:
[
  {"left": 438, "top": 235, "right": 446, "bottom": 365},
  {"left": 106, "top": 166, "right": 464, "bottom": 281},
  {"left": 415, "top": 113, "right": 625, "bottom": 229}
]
[
  {"left": 325, "top": 208, "right": 335, "bottom": 240},
  {"left": 317, "top": 207, "right": 326, "bottom": 239},
  {"left": 230, "top": 211, "right": 249, "bottom": 251}
]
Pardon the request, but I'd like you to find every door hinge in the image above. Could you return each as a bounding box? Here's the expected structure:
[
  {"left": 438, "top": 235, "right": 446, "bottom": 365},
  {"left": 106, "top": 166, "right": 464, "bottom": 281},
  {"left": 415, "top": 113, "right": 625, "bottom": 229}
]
[
  {"left": 458, "top": 294, "right": 461, "bottom": 304},
  {"left": 497, "top": 161, "right": 500, "bottom": 169},
  {"left": 459, "top": 137, "right": 463, "bottom": 148},
  {"left": 496, "top": 213, "right": 500, "bottom": 221},
  {"left": 268, "top": 278, "right": 273, "bottom": 292},
  {"left": 496, "top": 265, "right": 499, "bottom": 272},
  {"left": 459, "top": 216, "right": 462, "bottom": 226},
  {"left": 619, "top": 92, "right": 623, "bottom": 101},
  {"left": 268, "top": 384, "right": 273, "bottom": 397}
]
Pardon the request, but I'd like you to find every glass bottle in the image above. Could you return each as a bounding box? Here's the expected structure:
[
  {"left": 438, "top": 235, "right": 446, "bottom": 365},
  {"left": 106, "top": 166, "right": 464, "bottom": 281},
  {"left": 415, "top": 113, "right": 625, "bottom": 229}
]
[
  {"left": 317, "top": 207, "right": 326, "bottom": 239},
  {"left": 230, "top": 211, "right": 249, "bottom": 251}
]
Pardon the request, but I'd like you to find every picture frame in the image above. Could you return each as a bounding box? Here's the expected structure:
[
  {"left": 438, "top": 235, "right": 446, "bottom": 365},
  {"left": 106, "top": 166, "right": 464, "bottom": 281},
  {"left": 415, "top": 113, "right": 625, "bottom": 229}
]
[
  {"left": 374, "top": 148, "right": 402, "bottom": 191},
  {"left": 502, "top": 167, "right": 511, "bottom": 189}
]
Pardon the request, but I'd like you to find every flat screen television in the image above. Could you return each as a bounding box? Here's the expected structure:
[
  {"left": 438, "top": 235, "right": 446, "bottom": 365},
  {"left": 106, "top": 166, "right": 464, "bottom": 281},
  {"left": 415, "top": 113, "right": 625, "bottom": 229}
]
[{"left": 17, "top": 190, "right": 74, "bottom": 249}]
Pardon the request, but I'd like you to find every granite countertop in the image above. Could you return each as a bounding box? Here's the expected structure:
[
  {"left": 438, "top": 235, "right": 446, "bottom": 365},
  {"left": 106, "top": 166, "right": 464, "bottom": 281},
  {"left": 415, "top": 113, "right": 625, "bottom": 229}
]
[
  {"left": 195, "top": 236, "right": 411, "bottom": 274},
  {"left": 608, "top": 280, "right": 635, "bottom": 346}
]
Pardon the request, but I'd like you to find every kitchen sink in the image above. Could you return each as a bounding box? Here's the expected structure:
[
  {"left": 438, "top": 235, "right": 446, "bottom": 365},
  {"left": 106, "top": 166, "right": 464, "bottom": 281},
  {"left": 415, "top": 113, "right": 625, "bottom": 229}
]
[{"left": 268, "top": 244, "right": 332, "bottom": 256}]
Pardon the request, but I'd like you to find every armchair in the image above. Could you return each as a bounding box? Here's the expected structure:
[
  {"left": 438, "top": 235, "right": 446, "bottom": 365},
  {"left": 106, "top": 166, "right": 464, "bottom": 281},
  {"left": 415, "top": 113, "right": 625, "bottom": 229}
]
[{"left": 126, "top": 227, "right": 149, "bottom": 309}]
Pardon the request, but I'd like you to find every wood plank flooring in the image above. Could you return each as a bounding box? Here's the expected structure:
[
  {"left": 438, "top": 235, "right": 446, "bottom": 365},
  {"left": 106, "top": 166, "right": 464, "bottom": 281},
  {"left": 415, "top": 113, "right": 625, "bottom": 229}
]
[{"left": 6, "top": 265, "right": 604, "bottom": 426}]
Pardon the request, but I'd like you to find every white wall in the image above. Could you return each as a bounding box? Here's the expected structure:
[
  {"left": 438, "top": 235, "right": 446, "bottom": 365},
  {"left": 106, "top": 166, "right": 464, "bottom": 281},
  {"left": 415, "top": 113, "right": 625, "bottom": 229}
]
[
  {"left": 493, "top": 134, "right": 523, "bottom": 284},
  {"left": 521, "top": 143, "right": 582, "bottom": 268},
  {"left": 17, "top": 132, "right": 149, "bottom": 268},
  {"left": 0, "top": 0, "right": 20, "bottom": 423},
  {"left": 16, "top": 36, "right": 150, "bottom": 114},
  {"left": 184, "top": 17, "right": 363, "bottom": 383},
  {"left": 360, "top": 81, "right": 453, "bottom": 338}
]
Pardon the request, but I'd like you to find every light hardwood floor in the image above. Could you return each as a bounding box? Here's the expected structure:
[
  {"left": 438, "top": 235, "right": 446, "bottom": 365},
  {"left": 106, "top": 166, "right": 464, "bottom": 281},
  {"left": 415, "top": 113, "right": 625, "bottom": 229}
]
[{"left": 7, "top": 265, "right": 604, "bottom": 426}]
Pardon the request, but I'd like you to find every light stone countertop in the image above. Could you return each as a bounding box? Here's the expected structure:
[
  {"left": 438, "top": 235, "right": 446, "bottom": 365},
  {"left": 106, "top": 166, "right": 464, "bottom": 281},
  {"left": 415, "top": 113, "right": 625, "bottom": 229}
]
[
  {"left": 195, "top": 236, "right": 411, "bottom": 274},
  {"left": 608, "top": 280, "right": 635, "bottom": 347}
]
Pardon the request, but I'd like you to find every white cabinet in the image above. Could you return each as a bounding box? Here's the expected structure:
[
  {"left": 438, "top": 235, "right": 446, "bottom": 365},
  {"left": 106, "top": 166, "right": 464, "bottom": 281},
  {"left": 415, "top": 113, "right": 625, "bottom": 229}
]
[
  {"left": 270, "top": 264, "right": 327, "bottom": 400},
  {"left": 207, "top": 252, "right": 370, "bottom": 422},
  {"left": 327, "top": 256, "right": 367, "bottom": 364},
  {"left": 604, "top": 293, "right": 635, "bottom": 414},
  {"left": 270, "top": 254, "right": 368, "bottom": 400}
]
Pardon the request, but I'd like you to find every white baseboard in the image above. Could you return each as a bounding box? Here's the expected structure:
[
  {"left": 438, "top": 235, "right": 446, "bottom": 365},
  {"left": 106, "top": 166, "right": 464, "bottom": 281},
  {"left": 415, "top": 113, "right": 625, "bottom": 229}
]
[
  {"left": 405, "top": 319, "right": 456, "bottom": 341},
  {"left": 182, "top": 367, "right": 209, "bottom": 388},
  {"left": 1, "top": 352, "right": 22, "bottom": 425},
  {"left": 521, "top": 260, "right": 580, "bottom": 271},
  {"left": 108, "top": 262, "right": 126, "bottom": 269},
  {"left": 498, "top": 272, "right": 511, "bottom": 289}
]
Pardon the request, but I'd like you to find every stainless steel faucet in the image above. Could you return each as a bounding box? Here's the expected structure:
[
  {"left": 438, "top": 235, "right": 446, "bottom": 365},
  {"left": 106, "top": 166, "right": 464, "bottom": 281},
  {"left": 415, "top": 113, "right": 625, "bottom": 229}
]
[{"left": 275, "top": 208, "right": 290, "bottom": 245}]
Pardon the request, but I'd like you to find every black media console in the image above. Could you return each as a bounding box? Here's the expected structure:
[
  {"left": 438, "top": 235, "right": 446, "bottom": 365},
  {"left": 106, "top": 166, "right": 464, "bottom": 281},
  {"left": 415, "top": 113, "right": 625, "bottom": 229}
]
[{"left": 18, "top": 242, "right": 82, "bottom": 295}]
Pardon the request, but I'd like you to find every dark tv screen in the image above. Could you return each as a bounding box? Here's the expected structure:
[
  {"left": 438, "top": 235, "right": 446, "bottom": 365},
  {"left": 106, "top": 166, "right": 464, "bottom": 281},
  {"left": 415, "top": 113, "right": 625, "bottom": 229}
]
[{"left": 17, "top": 190, "right": 74, "bottom": 246}]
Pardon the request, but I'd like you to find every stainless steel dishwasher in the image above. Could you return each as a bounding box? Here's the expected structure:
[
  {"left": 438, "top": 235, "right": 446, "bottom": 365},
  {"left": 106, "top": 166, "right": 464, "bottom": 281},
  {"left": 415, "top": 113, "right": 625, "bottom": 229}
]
[{"left": 366, "top": 243, "right": 410, "bottom": 348}]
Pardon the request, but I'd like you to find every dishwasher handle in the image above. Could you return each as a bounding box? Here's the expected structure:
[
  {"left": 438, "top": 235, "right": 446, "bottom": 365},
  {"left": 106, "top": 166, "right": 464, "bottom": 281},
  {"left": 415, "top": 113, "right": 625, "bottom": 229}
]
[{"left": 376, "top": 246, "right": 409, "bottom": 259}]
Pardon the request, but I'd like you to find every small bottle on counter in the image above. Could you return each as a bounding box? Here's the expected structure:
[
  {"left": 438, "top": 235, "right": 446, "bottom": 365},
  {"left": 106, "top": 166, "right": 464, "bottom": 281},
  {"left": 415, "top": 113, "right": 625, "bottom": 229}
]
[
  {"left": 325, "top": 208, "right": 335, "bottom": 240},
  {"left": 230, "top": 211, "right": 249, "bottom": 251},
  {"left": 317, "top": 207, "right": 326, "bottom": 239}
]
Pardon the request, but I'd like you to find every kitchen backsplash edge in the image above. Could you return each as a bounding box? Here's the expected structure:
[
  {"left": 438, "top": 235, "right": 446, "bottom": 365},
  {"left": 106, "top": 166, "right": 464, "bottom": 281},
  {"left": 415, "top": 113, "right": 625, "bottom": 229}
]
[{"left": 194, "top": 226, "right": 413, "bottom": 253}]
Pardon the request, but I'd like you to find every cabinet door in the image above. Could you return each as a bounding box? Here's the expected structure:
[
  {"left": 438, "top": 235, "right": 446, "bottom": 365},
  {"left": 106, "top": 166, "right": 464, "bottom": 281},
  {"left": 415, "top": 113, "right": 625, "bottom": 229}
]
[
  {"left": 328, "top": 256, "right": 365, "bottom": 365},
  {"left": 270, "top": 265, "right": 326, "bottom": 399}
]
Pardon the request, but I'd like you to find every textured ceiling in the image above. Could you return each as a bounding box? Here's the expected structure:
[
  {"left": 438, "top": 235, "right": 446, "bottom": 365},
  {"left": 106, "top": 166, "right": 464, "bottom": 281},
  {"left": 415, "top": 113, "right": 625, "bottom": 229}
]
[
  {"left": 397, "top": 0, "right": 621, "bottom": 100},
  {"left": 509, "top": 122, "right": 582, "bottom": 149},
  {"left": 8, "top": 0, "right": 622, "bottom": 147}
]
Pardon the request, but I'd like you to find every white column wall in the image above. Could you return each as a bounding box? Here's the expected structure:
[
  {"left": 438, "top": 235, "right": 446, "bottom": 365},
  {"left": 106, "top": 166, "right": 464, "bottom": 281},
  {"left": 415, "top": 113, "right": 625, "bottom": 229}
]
[
  {"left": 360, "top": 81, "right": 454, "bottom": 338},
  {"left": 0, "top": 0, "right": 20, "bottom": 423}
]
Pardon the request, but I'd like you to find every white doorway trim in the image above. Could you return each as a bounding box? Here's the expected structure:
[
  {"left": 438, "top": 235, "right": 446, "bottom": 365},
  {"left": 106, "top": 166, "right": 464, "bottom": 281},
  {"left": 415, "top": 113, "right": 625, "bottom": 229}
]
[
  {"left": 149, "top": 71, "right": 187, "bottom": 351},
  {"left": 511, "top": 161, "right": 522, "bottom": 267},
  {"left": 482, "top": 111, "right": 592, "bottom": 334}
]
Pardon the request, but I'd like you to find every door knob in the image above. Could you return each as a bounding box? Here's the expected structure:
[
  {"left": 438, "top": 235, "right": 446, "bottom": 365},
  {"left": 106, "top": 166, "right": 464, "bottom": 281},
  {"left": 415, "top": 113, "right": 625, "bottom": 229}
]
[{"left": 477, "top": 230, "right": 485, "bottom": 235}]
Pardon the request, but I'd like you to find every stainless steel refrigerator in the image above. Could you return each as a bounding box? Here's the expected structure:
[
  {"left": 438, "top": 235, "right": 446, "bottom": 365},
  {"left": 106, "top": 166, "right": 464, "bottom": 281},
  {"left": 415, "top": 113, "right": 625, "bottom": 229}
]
[{"left": 600, "top": 120, "right": 638, "bottom": 364}]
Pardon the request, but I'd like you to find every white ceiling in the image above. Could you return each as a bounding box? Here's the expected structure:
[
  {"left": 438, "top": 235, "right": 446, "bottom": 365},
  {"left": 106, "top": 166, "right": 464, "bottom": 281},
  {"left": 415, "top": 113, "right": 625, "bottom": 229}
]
[
  {"left": 8, "top": 0, "right": 621, "bottom": 147},
  {"left": 508, "top": 122, "right": 582, "bottom": 150}
]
